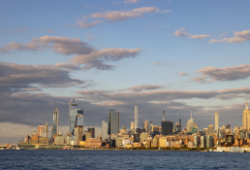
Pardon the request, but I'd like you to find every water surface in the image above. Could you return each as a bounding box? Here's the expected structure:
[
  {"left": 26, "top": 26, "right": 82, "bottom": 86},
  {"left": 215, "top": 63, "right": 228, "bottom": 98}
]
[{"left": 0, "top": 150, "right": 249, "bottom": 170}]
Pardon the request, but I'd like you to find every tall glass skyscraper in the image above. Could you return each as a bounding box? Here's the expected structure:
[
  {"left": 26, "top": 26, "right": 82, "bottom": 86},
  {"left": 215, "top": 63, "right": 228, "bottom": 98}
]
[
  {"left": 108, "top": 109, "right": 120, "bottom": 135},
  {"left": 52, "top": 108, "right": 59, "bottom": 136},
  {"left": 70, "top": 109, "right": 83, "bottom": 135}
]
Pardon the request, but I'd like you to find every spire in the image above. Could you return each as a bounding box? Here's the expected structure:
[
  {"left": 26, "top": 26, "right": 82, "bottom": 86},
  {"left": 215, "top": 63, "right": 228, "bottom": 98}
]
[
  {"left": 246, "top": 98, "right": 249, "bottom": 110},
  {"left": 191, "top": 110, "right": 192, "bottom": 119}
]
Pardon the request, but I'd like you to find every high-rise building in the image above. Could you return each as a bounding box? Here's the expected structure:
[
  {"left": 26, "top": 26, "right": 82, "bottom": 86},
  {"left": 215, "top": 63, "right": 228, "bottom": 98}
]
[
  {"left": 187, "top": 111, "right": 194, "bottom": 133},
  {"left": 52, "top": 108, "right": 59, "bottom": 136},
  {"left": 208, "top": 124, "right": 213, "bottom": 135},
  {"left": 193, "top": 135, "right": 199, "bottom": 148},
  {"left": 109, "top": 109, "right": 120, "bottom": 135},
  {"left": 143, "top": 120, "right": 149, "bottom": 133},
  {"left": 242, "top": 99, "right": 250, "bottom": 130},
  {"left": 161, "top": 121, "right": 173, "bottom": 136},
  {"left": 149, "top": 121, "right": 153, "bottom": 132},
  {"left": 135, "top": 106, "right": 138, "bottom": 130},
  {"left": 131, "top": 122, "right": 135, "bottom": 131},
  {"left": 215, "top": 112, "right": 219, "bottom": 133},
  {"left": 163, "top": 110, "right": 165, "bottom": 121},
  {"left": 102, "top": 120, "right": 108, "bottom": 141},
  {"left": 200, "top": 136, "right": 206, "bottom": 148},
  {"left": 203, "top": 128, "right": 208, "bottom": 135},
  {"left": 88, "top": 127, "right": 95, "bottom": 138},
  {"left": 38, "top": 125, "right": 44, "bottom": 136},
  {"left": 75, "top": 125, "right": 83, "bottom": 145},
  {"left": 206, "top": 135, "right": 214, "bottom": 148},
  {"left": 69, "top": 99, "right": 84, "bottom": 135},
  {"left": 233, "top": 126, "right": 240, "bottom": 134}
]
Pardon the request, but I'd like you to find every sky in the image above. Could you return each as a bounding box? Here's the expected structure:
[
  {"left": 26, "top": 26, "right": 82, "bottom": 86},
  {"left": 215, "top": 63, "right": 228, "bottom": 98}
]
[{"left": 1, "top": 0, "right": 250, "bottom": 144}]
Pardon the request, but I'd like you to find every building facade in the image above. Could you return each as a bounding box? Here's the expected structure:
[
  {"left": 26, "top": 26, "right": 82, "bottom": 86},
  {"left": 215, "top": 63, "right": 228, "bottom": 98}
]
[
  {"left": 135, "top": 106, "right": 138, "bottom": 130},
  {"left": 109, "top": 109, "right": 120, "bottom": 135},
  {"left": 52, "top": 108, "right": 59, "bottom": 136},
  {"left": 242, "top": 100, "right": 250, "bottom": 130},
  {"left": 102, "top": 120, "right": 108, "bottom": 141},
  {"left": 75, "top": 125, "right": 83, "bottom": 145},
  {"left": 215, "top": 112, "right": 219, "bottom": 133},
  {"left": 161, "top": 121, "right": 173, "bottom": 136},
  {"left": 69, "top": 109, "right": 83, "bottom": 135}
]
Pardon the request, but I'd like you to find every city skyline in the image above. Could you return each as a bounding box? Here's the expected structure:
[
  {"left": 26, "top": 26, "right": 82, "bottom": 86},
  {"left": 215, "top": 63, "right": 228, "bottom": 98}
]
[{"left": 1, "top": 0, "right": 250, "bottom": 143}]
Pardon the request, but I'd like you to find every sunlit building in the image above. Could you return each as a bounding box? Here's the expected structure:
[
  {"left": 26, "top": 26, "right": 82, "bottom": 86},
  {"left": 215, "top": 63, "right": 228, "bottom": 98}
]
[{"left": 242, "top": 99, "right": 250, "bottom": 130}]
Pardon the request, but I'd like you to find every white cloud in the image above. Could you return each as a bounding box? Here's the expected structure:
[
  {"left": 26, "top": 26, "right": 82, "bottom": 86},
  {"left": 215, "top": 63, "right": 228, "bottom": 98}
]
[
  {"left": 173, "top": 28, "right": 211, "bottom": 39},
  {"left": 0, "top": 35, "right": 95, "bottom": 55},
  {"left": 76, "top": 7, "right": 169, "bottom": 28},
  {"left": 193, "top": 64, "right": 250, "bottom": 83},
  {"left": 71, "top": 48, "right": 141, "bottom": 70},
  {"left": 209, "top": 30, "right": 250, "bottom": 43}
]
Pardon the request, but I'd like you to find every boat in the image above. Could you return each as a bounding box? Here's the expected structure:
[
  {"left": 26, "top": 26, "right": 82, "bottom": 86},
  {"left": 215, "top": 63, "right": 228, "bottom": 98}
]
[
  {"left": 16, "top": 146, "right": 20, "bottom": 150},
  {"left": 229, "top": 147, "right": 245, "bottom": 153},
  {"left": 213, "top": 148, "right": 224, "bottom": 152},
  {"left": 0, "top": 148, "right": 4, "bottom": 150}
]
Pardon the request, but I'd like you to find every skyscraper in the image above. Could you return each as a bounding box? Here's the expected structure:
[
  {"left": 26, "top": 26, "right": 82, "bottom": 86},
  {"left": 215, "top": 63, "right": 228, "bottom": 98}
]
[
  {"left": 131, "top": 122, "right": 135, "bottom": 131},
  {"left": 143, "top": 120, "right": 149, "bottom": 133},
  {"left": 163, "top": 110, "right": 165, "bottom": 121},
  {"left": 215, "top": 112, "right": 219, "bottom": 133},
  {"left": 109, "top": 109, "right": 120, "bottom": 135},
  {"left": 187, "top": 111, "right": 194, "bottom": 133},
  {"left": 102, "top": 120, "right": 108, "bottom": 141},
  {"left": 69, "top": 99, "right": 84, "bottom": 135},
  {"left": 135, "top": 106, "right": 138, "bottom": 130},
  {"left": 208, "top": 124, "right": 213, "bottom": 135},
  {"left": 161, "top": 121, "right": 173, "bottom": 136},
  {"left": 52, "top": 108, "right": 59, "bottom": 136},
  {"left": 242, "top": 99, "right": 250, "bottom": 130},
  {"left": 75, "top": 125, "right": 83, "bottom": 145}
]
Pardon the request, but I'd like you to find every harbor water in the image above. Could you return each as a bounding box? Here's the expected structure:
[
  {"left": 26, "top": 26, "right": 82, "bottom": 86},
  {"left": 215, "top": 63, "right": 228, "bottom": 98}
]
[{"left": 0, "top": 150, "right": 249, "bottom": 170}]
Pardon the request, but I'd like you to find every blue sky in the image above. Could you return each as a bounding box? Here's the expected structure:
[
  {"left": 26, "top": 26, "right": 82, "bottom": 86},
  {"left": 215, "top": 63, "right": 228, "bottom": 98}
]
[{"left": 1, "top": 0, "right": 250, "bottom": 143}]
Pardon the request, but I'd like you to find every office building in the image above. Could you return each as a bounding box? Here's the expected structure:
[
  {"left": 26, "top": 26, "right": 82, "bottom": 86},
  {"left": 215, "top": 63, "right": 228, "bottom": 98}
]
[
  {"left": 109, "top": 109, "right": 120, "bottom": 135},
  {"left": 163, "top": 110, "right": 165, "bottom": 121},
  {"left": 203, "top": 128, "right": 208, "bottom": 135},
  {"left": 140, "top": 132, "right": 148, "bottom": 142},
  {"left": 52, "top": 108, "right": 59, "bottom": 136},
  {"left": 242, "top": 99, "right": 250, "bottom": 130},
  {"left": 233, "top": 126, "right": 240, "bottom": 134},
  {"left": 208, "top": 124, "right": 213, "bottom": 135},
  {"left": 161, "top": 121, "right": 173, "bottom": 136},
  {"left": 88, "top": 127, "right": 95, "bottom": 138},
  {"left": 143, "top": 120, "right": 149, "bottom": 133},
  {"left": 69, "top": 99, "right": 83, "bottom": 135},
  {"left": 187, "top": 111, "right": 194, "bottom": 133},
  {"left": 206, "top": 135, "right": 214, "bottom": 148},
  {"left": 38, "top": 125, "right": 44, "bottom": 137},
  {"left": 102, "top": 120, "right": 108, "bottom": 141},
  {"left": 134, "top": 133, "right": 140, "bottom": 142},
  {"left": 194, "top": 135, "right": 199, "bottom": 148},
  {"left": 215, "top": 112, "right": 219, "bottom": 133},
  {"left": 135, "top": 106, "right": 138, "bottom": 130},
  {"left": 200, "top": 136, "right": 206, "bottom": 148},
  {"left": 152, "top": 125, "right": 160, "bottom": 133},
  {"left": 131, "top": 122, "right": 135, "bottom": 131},
  {"left": 75, "top": 126, "right": 83, "bottom": 145}
]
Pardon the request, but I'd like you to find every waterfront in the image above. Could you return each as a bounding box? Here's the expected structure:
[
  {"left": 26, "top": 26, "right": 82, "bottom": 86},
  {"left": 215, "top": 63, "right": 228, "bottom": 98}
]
[{"left": 1, "top": 150, "right": 250, "bottom": 170}]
